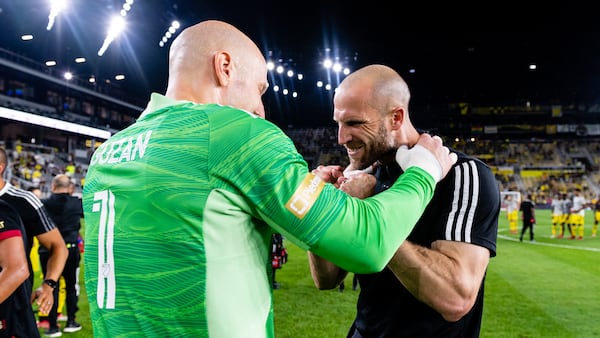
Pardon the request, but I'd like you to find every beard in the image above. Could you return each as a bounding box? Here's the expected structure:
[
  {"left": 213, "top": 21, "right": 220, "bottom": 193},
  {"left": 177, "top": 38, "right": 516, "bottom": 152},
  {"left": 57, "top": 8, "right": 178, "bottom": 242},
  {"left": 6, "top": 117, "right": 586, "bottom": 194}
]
[{"left": 350, "top": 123, "right": 397, "bottom": 170}]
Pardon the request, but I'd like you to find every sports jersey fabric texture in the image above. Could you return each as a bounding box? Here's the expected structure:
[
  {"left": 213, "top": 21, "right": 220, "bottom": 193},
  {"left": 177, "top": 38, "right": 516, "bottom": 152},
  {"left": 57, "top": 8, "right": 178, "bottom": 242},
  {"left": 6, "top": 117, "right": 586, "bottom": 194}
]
[{"left": 82, "top": 93, "right": 438, "bottom": 338}]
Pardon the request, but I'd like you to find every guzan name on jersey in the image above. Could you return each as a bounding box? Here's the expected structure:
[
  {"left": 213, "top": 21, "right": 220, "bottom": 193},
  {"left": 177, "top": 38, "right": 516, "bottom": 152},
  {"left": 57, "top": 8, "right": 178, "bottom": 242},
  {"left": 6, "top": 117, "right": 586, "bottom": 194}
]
[{"left": 90, "top": 130, "right": 152, "bottom": 165}]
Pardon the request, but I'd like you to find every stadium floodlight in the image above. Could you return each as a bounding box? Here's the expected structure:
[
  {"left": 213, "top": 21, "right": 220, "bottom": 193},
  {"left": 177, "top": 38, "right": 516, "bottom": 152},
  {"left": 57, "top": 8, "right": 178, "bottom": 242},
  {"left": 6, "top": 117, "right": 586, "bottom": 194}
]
[
  {"left": 158, "top": 20, "right": 181, "bottom": 48},
  {"left": 47, "top": 0, "right": 67, "bottom": 31},
  {"left": 121, "top": 0, "right": 134, "bottom": 17},
  {"left": 64, "top": 72, "right": 73, "bottom": 80},
  {"left": 332, "top": 63, "right": 342, "bottom": 73},
  {"left": 45, "top": 60, "right": 57, "bottom": 66},
  {"left": 21, "top": 34, "right": 34, "bottom": 41},
  {"left": 75, "top": 57, "right": 86, "bottom": 63},
  {"left": 98, "top": 16, "right": 126, "bottom": 56}
]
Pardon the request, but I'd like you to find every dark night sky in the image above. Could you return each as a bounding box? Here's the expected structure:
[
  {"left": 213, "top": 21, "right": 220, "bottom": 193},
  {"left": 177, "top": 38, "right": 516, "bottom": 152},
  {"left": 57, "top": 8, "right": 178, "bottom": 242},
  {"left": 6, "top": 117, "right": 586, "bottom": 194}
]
[{"left": 1, "top": 1, "right": 600, "bottom": 128}]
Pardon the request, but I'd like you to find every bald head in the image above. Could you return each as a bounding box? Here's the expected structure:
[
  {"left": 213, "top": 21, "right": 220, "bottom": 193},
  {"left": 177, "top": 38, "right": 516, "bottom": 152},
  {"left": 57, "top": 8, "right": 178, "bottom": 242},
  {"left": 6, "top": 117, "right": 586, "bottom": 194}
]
[
  {"left": 336, "top": 64, "right": 411, "bottom": 117},
  {"left": 165, "top": 20, "right": 268, "bottom": 117},
  {"left": 52, "top": 174, "right": 72, "bottom": 193},
  {"left": 333, "top": 65, "right": 420, "bottom": 168}
]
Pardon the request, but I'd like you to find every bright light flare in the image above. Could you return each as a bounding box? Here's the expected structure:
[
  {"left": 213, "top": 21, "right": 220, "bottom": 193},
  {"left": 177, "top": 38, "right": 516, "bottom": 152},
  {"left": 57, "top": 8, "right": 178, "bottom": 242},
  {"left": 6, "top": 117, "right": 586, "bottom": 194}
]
[
  {"left": 98, "top": 16, "right": 126, "bottom": 56},
  {"left": 47, "top": 0, "right": 67, "bottom": 31}
]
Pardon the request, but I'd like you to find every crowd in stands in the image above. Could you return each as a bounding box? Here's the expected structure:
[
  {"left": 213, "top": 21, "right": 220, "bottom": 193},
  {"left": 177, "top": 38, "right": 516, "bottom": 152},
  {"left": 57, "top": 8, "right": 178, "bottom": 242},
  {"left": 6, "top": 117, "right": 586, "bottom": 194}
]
[
  {"left": 1, "top": 140, "right": 86, "bottom": 199},
  {"left": 283, "top": 128, "right": 600, "bottom": 207},
  {"left": 3, "top": 128, "right": 600, "bottom": 208}
]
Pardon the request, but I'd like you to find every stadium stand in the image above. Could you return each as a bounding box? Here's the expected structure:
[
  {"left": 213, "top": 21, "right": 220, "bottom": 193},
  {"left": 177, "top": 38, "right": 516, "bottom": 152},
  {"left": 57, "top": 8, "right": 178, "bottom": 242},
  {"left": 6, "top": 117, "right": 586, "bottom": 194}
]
[{"left": 2, "top": 42, "right": 600, "bottom": 209}]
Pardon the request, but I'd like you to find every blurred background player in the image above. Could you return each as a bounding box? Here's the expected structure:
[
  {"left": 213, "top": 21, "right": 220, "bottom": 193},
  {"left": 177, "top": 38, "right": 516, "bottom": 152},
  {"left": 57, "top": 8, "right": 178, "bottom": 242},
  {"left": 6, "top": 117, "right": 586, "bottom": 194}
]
[
  {"left": 519, "top": 194, "right": 536, "bottom": 242},
  {"left": 39, "top": 174, "right": 84, "bottom": 334},
  {"left": 505, "top": 194, "right": 519, "bottom": 234},
  {"left": 550, "top": 193, "right": 564, "bottom": 238},
  {"left": 570, "top": 188, "right": 587, "bottom": 240}
]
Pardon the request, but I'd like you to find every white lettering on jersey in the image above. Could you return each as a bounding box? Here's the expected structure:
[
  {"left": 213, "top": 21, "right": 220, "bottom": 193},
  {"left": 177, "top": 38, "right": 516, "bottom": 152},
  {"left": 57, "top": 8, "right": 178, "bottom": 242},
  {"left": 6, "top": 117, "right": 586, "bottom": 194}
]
[{"left": 91, "top": 130, "right": 153, "bottom": 165}]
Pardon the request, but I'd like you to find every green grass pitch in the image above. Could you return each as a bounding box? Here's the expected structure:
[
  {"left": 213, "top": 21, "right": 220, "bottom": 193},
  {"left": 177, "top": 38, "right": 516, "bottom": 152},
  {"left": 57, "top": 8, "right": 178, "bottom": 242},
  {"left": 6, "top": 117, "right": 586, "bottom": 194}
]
[{"left": 36, "top": 209, "right": 600, "bottom": 337}]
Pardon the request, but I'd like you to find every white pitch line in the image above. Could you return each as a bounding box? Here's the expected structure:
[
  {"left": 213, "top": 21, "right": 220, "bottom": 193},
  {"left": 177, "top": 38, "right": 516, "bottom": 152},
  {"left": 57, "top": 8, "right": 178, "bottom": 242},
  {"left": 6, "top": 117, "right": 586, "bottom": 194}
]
[{"left": 497, "top": 234, "right": 600, "bottom": 252}]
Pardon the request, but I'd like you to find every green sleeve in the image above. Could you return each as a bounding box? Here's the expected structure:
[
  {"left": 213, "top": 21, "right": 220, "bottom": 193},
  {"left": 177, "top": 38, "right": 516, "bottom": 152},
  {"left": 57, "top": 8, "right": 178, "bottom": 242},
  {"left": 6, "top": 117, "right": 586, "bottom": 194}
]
[
  {"left": 212, "top": 113, "right": 436, "bottom": 274},
  {"left": 308, "top": 167, "right": 435, "bottom": 273}
]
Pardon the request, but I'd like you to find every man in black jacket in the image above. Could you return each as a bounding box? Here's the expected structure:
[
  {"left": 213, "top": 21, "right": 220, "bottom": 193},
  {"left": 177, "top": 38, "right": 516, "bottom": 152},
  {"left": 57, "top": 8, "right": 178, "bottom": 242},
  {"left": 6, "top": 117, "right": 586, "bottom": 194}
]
[{"left": 39, "top": 174, "right": 84, "bottom": 335}]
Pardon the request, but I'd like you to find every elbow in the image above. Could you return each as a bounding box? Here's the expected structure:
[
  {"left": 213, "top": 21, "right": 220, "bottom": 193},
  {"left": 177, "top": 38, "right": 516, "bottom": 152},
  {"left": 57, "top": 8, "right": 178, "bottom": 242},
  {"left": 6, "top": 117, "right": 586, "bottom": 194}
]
[
  {"left": 17, "top": 265, "right": 30, "bottom": 285},
  {"left": 437, "top": 296, "right": 477, "bottom": 322},
  {"left": 310, "top": 268, "right": 348, "bottom": 290},
  {"left": 313, "top": 280, "right": 338, "bottom": 290},
  {"left": 440, "top": 305, "right": 471, "bottom": 323},
  {"left": 55, "top": 244, "right": 69, "bottom": 257}
]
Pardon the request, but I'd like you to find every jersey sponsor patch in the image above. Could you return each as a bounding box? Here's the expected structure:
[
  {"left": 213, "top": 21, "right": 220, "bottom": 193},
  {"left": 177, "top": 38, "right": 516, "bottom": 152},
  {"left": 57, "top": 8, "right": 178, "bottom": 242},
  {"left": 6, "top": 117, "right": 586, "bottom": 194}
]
[{"left": 285, "top": 172, "right": 325, "bottom": 219}]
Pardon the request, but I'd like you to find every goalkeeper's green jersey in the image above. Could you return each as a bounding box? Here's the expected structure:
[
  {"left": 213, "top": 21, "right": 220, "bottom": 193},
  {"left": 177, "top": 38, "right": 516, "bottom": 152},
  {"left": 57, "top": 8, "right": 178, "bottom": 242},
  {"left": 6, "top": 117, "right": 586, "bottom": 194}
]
[{"left": 82, "top": 93, "right": 436, "bottom": 338}]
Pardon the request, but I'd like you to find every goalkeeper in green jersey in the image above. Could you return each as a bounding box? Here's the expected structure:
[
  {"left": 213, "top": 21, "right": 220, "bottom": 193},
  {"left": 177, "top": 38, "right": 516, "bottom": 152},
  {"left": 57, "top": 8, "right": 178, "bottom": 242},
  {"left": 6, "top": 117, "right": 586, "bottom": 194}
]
[{"left": 82, "top": 19, "right": 457, "bottom": 338}]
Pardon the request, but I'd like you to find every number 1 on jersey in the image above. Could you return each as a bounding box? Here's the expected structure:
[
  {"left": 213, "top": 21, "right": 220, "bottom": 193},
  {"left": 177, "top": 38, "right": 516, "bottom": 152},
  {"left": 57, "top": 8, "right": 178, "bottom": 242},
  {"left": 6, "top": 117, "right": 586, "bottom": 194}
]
[{"left": 92, "top": 190, "right": 116, "bottom": 309}]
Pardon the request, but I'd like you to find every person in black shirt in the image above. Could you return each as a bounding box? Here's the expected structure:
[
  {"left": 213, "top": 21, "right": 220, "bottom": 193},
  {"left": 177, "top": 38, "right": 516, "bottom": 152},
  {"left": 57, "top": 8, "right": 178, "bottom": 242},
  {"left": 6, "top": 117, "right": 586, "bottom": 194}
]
[
  {"left": 39, "top": 174, "right": 84, "bottom": 334},
  {"left": 519, "top": 194, "right": 536, "bottom": 242},
  {"left": 309, "top": 64, "right": 500, "bottom": 337},
  {"left": 0, "top": 147, "right": 67, "bottom": 319},
  {"left": 0, "top": 199, "right": 41, "bottom": 338}
]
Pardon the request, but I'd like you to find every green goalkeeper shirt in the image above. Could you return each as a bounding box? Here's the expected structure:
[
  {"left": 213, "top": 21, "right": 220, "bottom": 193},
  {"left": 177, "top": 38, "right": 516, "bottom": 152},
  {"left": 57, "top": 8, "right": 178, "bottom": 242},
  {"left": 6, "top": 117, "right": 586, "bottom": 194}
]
[{"left": 82, "top": 93, "right": 436, "bottom": 338}]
